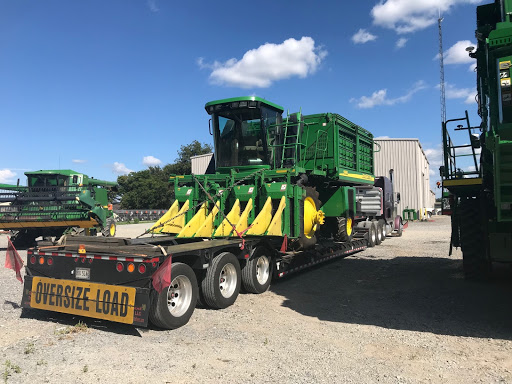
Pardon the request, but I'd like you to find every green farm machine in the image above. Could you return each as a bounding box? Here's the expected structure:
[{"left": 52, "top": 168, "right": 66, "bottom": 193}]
[
  {"left": 0, "top": 170, "right": 117, "bottom": 247},
  {"left": 151, "top": 96, "right": 402, "bottom": 247},
  {"left": 442, "top": 0, "right": 512, "bottom": 278}
]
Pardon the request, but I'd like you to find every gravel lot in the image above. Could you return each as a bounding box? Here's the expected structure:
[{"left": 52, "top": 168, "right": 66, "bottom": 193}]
[{"left": 1, "top": 217, "right": 512, "bottom": 383}]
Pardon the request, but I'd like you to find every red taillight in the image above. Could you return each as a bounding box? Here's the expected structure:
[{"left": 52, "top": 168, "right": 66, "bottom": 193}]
[
  {"left": 88, "top": 258, "right": 93, "bottom": 264},
  {"left": 152, "top": 261, "right": 158, "bottom": 268},
  {"left": 47, "top": 257, "right": 53, "bottom": 266},
  {"left": 30, "top": 256, "right": 36, "bottom": 264},
  {"left": 138, "top": 264, "right": 146, "bottom": 274},
  {"left": 116, "top": 262, "right": 124, "bottom": 272}
]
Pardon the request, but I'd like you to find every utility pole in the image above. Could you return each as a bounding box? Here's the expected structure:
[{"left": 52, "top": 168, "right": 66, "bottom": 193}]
[{"left": 438, "top": 13, "right": 446, "bottom": 125}]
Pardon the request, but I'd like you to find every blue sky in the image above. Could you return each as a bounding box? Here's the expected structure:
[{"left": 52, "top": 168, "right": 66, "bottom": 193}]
[{"left": 0, "top": 0, "right": 483, "bottom": 193}]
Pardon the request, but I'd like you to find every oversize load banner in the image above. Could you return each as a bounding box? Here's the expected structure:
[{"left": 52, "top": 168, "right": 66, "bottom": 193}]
[{"left": 30, "top": 277, "right": 136, "bottom": 324}]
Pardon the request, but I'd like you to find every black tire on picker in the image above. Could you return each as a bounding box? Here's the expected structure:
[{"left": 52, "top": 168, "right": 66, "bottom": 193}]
[
  {"left": 298, "top": 186, "right": 322, "bottom": 249},
  {"left": 333, "top": 216, "right": 354, "bottom": 242},
  {"left": 102, "top": 217, "right": 116, "bottom": 237},
  {"left": 460, "top": 197, "right": 491, "bottom": 280},
  {"left": 149, "top": 262, "right": 198, "bottom": 330},
  {"left": 202, "top": 252, "right": 241, "bottom": 309},
  {"left": 242, "top": 246, "right": 273, "bottom": 294}
]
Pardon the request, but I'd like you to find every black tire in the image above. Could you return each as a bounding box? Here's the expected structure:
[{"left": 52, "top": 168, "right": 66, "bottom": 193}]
[
  {"left": 333, "top": 217, "right": 354, "bottom": 242},
  {"left": 378, "top": 219, "right": 386, "bottom": 241},
  {"left": 459, "top": 197, "right": 491, "bottom": 280},
  {"left": 367, "top": 222, "right": 377, "bottom": 247},
  {"left": 102, "top": 217, "right": 116, "bottom": 237},
  {"left": 397, "top": 220, "right": 403, "bottom": 237},
  {"left": 149, "top": 262, "right": 198, "bottom": 330},
  {"left": 11, "top": 230, "right": 37, "bottom": 249},
  {"left": 242, "top": 247, "right": 273, "bottom": 294},
  {"left": 202, "top": 252, "right": 241, "bottom": 309},
  {"left": 374, "top": 220, "right": 383, "bottom": 245},
  {"left": 298, "top": 187, "right": 322, "bottom": 249}
]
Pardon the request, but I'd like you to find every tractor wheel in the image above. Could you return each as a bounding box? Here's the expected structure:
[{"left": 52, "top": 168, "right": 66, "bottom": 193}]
[
  {"left": 333, "top": 217, "right": 354, "bottom": 242},
  {"left": 299, "top": 187, "right": 323, "bottom": 249},
  {"left": 102, "top": 218, "right": 116, "bottom": 237},
  {"left": 149, "top": 262, "right": 198, "bottom": 329},
  {"left": 459, "top": 197, "right": 491, "bottom": 280},
  {"left": 202, "top": 252, "right": 241, "bottom": 309},
  {"left": 374, "top": 220, "right": 383, "bottom": 245},
  {"left": 367, "top": 221, "right": 377, "bottom": 247},
  {"left": 394, "top": 216, "right": 403, "bottom": 237},
  {"left": 242, "top": 247, "right": 272, "bottom": 294}
]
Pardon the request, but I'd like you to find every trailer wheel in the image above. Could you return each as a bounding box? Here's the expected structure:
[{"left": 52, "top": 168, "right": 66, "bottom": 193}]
[
  {"left": 378, "top": 219, "right": 386, "bottom": 241},
  {"left": 460, "top": 198, "right": 491, "bottom": 280},
  {"left": 149, "top": 262, "right": 198, "bottom": 330},
  {"left": 242, "top": 247, "right": 272, "bottom": 294},
  {"left": 202, "top": 252, "right": 241, "bottom": 309},
  {"left": 367, "top": 222, "right": 377, "bottom": 247},
  {"left": 102, "top": 218, "right": 116, "bottom": 237},
  {"left": 299, "top": 187, "right": 323, "bottom": 249},
  {"left": 374, "top": 220, "right": 383, "bottom": 245}
]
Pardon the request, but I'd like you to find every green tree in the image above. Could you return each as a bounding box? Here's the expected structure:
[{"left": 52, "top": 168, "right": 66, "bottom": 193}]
[{"left": 118, "top": 140, "right": 212, "bottom": 209}]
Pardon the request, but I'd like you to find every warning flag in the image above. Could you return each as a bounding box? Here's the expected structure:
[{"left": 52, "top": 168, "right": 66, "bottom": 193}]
[
  {"left": 5, "top": 237, "right": 24, "bottom": 283},
  {"left": 151, "top": 255, "right": 172, "bottom": 293}
]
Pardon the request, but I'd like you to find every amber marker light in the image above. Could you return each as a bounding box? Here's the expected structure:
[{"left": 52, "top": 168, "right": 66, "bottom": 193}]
[
  {"left": 38, "top": 256, "right": 45, "bottom": 265},
  {"left": 127, "top": 263, "right": 135, "bottom": 273}
]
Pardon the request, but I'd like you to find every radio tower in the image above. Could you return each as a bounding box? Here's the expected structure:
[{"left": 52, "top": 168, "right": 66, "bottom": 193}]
[{"left": 438, "top": 12, "right": 446, "bottom": 124}]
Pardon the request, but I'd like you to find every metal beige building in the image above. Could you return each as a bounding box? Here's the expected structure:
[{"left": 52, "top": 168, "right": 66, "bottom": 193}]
[{"left": 373, "top": 138, "right": 435, "bottom": 216}]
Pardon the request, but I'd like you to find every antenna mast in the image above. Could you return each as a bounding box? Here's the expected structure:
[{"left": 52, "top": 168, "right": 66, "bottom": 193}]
[{"left": 438, "top": 13, "right": 446, "bottom": 125}]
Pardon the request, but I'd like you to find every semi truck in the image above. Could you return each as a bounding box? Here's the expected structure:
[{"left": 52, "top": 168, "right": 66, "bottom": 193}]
[
  {"left": 441, "top": 0, "right": 512, "bottom": 279},
  {"left": 0, "top": 170, "right": 117, "bottom": 247},
  {"left": 19, "top": 97, "right": 403, "bottom": 329}
]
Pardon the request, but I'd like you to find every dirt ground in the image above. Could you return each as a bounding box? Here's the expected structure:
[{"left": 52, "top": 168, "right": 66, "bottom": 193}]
[{"left": 1, "top": 216, "right": 512, "bottom": 383}]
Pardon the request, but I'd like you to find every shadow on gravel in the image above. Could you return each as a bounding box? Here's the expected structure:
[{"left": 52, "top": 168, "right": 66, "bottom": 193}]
[
  {"left": 20, "top": 308, "right": 143, "bottom": 336},
  {"left": 271, "top": 255, "right": 512, "bottom": 340}
]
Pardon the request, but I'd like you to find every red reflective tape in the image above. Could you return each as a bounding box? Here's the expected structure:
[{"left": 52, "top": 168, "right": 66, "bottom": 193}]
[
  {"left": 39, "top": 251, "right": 45, "bottom": 256},
  {"left": 109, "top": 256, "right": 117, "bottom": 261},
  {"left": 52, "top": 252, "right": 58, "bottom": 256},
  {"left": 65, "top": 253, "right": 72, "bottom": 257},
  {"left": 126, "top": 257, "right": 134, "bottom": 262},
  {"left": 94, "top": 255, "right": 101, "bottom": 259},
  {"left": 27, "top": 250, "right": 33, "bottom": 255}
]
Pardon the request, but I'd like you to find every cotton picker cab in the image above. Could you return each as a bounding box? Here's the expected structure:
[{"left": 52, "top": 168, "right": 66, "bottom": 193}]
[
  {"left": 0, "top": 170, "right": 118, "bottom": 247},
  {"left": 151, "top": 96, "right": 378, "bottom": 249}
]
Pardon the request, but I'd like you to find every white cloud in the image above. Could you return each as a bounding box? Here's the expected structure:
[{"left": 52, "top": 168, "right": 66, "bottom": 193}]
[
  {"left": 72, "top": 159, "right": 86, "bottom": 164},
  {"left": 112, "top": 162, "right": 133, "bottom": 175},
  {"left": 199, "top": 37, "right": 327, "bottom": 88},
  {"left": 443, "top": 83, "right": 477, "bottom": 104},
  {"left": 0, "top": 169, "right": 16, "bottom": 184},
  {"left": 375, "top": 135, "right": 391, "bottom": 139},
  {"left": 147, "top": 0, "right": 159, "bottom": 12},
  {"left": 442, "top": 40, "right": 476, "bottom": 66},
  {"left": 352, "top": 29, "right": 377, "bottom": 44},
  {"left": 395, "top": 38, "right": 408, "bottom": 49},
  {"left": 350, "top": 80, "right": 427, "bottom": 109},
  {"left": 371, "top": 0, "right": 483, "bottom": 34},
  {"left": 142, "top": 155, "right": 162, "bottom": 167}
]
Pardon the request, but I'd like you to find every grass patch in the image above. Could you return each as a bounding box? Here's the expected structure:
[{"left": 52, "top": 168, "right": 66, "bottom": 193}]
[
  {"left": 3, "top": 361, "right": 21, "bottom": 383},
  {"left": 24, "top": 342, "right": 35, "bottom": 355},
  {"left": 55, "top": 321, "right": 89, "bottom": 339}
]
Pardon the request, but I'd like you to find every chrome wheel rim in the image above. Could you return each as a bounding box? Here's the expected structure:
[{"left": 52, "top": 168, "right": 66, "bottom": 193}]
[
  {"left": 256, "top": 256, "right": 270, "bottom": 285},
  {"left": 167, "top": 275, "right": 192, "bottom": 317},
  {"left": 219, "top": 263, "right": 237, "bottom": 298}
]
